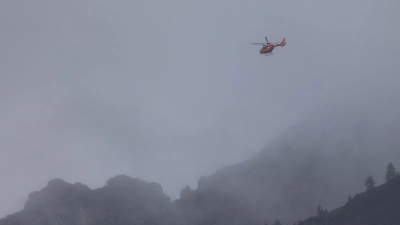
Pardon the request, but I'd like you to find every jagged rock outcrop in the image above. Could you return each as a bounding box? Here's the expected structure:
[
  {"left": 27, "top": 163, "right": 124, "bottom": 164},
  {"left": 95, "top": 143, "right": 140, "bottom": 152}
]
[{"left": 0, "top": 175, "right": 184, "bottom": 225}]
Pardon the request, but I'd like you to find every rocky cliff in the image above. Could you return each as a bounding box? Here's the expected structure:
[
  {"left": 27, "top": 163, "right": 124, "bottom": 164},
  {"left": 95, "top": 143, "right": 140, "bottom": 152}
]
[{"left": 0, "top": 175, "right": 184, "bottom": 225}]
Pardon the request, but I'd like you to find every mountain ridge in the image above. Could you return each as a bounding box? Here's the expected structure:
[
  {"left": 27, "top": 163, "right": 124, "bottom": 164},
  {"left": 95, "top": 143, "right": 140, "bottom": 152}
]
[{"left": 2, "top": 104, "right": 400, "bottom": 225}]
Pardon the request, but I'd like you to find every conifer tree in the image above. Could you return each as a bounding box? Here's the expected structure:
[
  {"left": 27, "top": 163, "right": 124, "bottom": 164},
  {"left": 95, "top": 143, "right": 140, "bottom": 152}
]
[
  {"left": 317, "top": 205, "right": 323, "bottom": 216},
  {"left": 347, "top": 195, "right": 352, "bottom": 202},
  {"left": 385, "top": 162, "right": 397, "bottom": 182},
  {"left": 365, "top": 176, "right": 375, "bottom": 191},
  {"left": 317, "top": 205, "right": 328, "bottom": 217}
]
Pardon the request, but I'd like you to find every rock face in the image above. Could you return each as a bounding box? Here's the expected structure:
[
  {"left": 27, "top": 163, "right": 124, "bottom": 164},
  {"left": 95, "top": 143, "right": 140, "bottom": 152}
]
[{"left": 0, "top": 175, "right": 184, "bottom": 225}]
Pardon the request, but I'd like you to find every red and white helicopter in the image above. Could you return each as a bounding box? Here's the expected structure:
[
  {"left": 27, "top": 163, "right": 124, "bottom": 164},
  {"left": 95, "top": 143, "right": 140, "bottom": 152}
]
[{"left": 252, "top": 36, "right": 286, "bottom": 56}]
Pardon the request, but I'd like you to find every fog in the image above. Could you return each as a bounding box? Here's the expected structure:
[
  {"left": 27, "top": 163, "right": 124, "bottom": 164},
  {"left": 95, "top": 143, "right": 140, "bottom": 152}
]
[{"left": 1, "top": 0, "right": 399, "bottom": 218}]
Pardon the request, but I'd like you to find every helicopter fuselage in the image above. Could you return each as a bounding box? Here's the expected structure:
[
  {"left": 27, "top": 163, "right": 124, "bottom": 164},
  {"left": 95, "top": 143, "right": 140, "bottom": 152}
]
[{"left": 259, "top": 43, "right": 275, "bottom": 54}]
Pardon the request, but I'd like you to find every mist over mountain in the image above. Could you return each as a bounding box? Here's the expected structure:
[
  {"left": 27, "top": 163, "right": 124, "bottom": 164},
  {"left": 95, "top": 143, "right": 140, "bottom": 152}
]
[
  {"left": 176, "top": 98, "right": 400, "bottom": 224},
  {"left": 2, "top": 95, "right": 400, "bottom": 225},
  {"left": 2, "top": 0, "right": 399, "bottom": 223}
]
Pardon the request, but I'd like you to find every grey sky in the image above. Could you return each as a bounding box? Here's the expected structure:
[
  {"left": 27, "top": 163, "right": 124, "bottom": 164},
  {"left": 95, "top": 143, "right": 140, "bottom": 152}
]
[{"left": 1, "top": 0, "right": 400, "bottom": 218}]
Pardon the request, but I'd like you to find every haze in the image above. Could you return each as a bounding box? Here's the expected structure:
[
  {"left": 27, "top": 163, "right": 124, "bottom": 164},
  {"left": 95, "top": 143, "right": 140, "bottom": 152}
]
[{"left": 1, "top": 0, "right": 399, "bottom": 218}]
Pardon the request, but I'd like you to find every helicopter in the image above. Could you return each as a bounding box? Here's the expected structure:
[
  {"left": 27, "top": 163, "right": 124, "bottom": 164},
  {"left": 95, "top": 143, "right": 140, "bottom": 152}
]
[{"left": 252, "top": 37, "right": 286, "bottom": 56}]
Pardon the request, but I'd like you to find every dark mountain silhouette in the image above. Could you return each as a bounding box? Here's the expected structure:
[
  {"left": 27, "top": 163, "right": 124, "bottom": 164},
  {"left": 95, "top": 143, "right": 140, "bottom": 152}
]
[
  {"left": 175, "top": 105, "right": 400, "bottom": 225},
  {"left": 2, "top": 102, "right": 400, "bottom": 225},
  {"left": 0, "top": 175, "right": 184, "bottom": 225},
  {"left": 297, "top": 176, "right": 400, "bottom": 225}
]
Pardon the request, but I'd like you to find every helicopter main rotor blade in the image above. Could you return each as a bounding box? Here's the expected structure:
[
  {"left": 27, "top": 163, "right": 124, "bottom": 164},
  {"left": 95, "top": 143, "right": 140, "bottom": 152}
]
[{"left": 251, "top": 43, "right": 267, "bottom": 45}]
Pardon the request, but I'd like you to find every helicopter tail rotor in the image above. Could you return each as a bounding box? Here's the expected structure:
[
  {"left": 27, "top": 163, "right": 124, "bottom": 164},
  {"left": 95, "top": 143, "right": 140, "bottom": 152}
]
[{"left": 280, "top": 38, "right": 286, "bottom": 46}]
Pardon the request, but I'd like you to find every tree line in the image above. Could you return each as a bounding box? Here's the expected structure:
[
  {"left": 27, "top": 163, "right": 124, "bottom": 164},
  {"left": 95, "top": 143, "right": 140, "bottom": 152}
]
[
  {"left": 364, "top": 162, "right": 399, "bottom": 191},
  {"left": 268, "top": 162, "right": 400, "bottom": 225}
]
